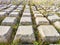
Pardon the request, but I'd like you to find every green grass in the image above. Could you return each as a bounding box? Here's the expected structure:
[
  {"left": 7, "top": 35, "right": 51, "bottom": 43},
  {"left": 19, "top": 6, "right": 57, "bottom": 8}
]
[{"left": 0, "top": 1, "right": 60, "bottom": 45}]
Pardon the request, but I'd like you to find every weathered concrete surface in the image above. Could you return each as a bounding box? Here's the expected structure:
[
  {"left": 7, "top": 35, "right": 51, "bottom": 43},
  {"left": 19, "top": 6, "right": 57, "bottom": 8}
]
[
  {"left": 20, "top": 17, "right": 32, "bottom": 25},
  {"left": 53, "top": 21, "right": 60, "bottom": 29},
  {"left": 35, "top": 17, "right": 49, "bottom": 25},
  {"left": 0, "top": 12, "right": 7, "bottom": 17},
  {"left": 14, "top": 26, "right": 35, "bottom": 43},
  {"left": 9, "top": 12, "right": 20, "bottom": 17},
  {"left": 0, "top": 26, "right": 12, "bottom": 42},
  {"left": 2, "top": 17, "right": 17, "bottom": 26},
  {"left": 38, "top": 25, "right": 60, "bottom": 42},
  {"left": 47, "top": 15, "right": 60, "bottom": 22}
]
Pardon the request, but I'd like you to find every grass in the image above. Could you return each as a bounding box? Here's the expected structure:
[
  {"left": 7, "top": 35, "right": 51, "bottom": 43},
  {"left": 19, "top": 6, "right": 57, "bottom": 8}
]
[
  {"left": 0, "top": 17, "right": 6, "bottom": 25},
  {"left": 0, "top": 1, "right": 60, "bottom": 45}
]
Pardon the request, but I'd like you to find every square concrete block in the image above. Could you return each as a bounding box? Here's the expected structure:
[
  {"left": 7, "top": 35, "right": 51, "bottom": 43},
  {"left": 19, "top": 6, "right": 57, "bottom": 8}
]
[
  {"left": 14, "top": 26, "right": 35, "bottom": 43},
  {"left": 9, "top": 12, "right": 20, "bottom": 17},
  {"left": 20, "top": 17, "right": 32, "bottom": 25},
  {"left": 24, "top": 9, "right": 30, "bottom": 13},
  {"left": 17, "top": 7, "right": 23, "bottom": 10},
  {"left": 35, "top": 17, "right": 49, "bottom": 25},
  {"left": 2, "top": 17, "right": 17, "bottom": 26},
  {"left": 0, "top": 12, "right": 7, "bottom": 17},
  {"left": 22, "top": 13, "right": 31, "bottom": 17},
  {"left": 53, "top": 21, "right": 60, "bottom": 29},
  {"left": 24, "top": 11, "right": 30, "bottom": 13},
  {"left": 5, "top": 8, "right": 14, "bottom": 11},
  {"left": 25, "top": 5, "right": 30, "bottom": 9},
  {"left": 34, "top": 14, "right": 43, "bottom": 17},
  {"left": 0, "top": 26, "right": 12, "bottom": 42},
  {"left": 4, "top": 8, "right": 13, "bottom": 13},
  {"left": 38, "top": 25, "right": 60, "bottom": 42},
  {"left": 47, "top": 15, "right": 60, "bottom": 22}
]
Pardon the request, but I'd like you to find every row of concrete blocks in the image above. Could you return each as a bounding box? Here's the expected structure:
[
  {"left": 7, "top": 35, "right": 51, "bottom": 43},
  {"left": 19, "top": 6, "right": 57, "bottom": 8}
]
[
  {"left": 0, "top": 25, "right": 35, "bottom": 43},
  {"left": 0, "top": 4, "right": 35, "bottom": 43},
  {"left": 32, "top": 8, "right": 60, "bottom": 34},
  {"left": 0, "top": 4, "right": 12, "bottom": 11},
  {"left": 0, "top": 25, "right": 60, "bottom": 43},
  {"left": 0, "top": 9, "right": 59, "bottom": 25},
  {"left": 40, "top": 5, "right": 60, "bottom": 13},
  {"left": 20, "top": 6, "right": 60, "bottom": 28},
  {"left": 32, "top": 10, "right": 49, "bottom": 25},
  {"left": 1, "top": 16, "right": 57, "bottom": 26},
  {"left": 32, "top": 10, "right": 60, "bottom": 25},
  {"left": 0, "top": 0, "right": 11, "bottom": 4},
  {"left": 0, "top": 5, "right": 32, "bottom": 26},
  {"left": 35, "top": 5, "right": 58, "bottom": 12},
  {"left": 0, "top": 9, "right": 58, "bottom": 25},
  {"left": 13, "top": 5, "right": 35, "bottom": 43},
  {"left": 0, "top": 16, "right": 32, "bottom": 26},
  {"left": 35, "top": 5, "right": 60, "bottom": 14},
  {"left": 0, "top": 5, "right": 24, "bottom": 17},
  {"left": 0, "top": 5, "right": 36, "bottom": 18},
  {"left": 32, "top": 6, "right": 60, "bottom": 23},
  {"left": 35, "top": 5, "right": 60, "bottom": 16},
  {"left": 19, "top": 5, "right": 32, "bottom": 25},
  {"left": 14, "top": 5, "right": 35, "bottom": 43},
  {"left": 2, "top": 5, "right": 18, "bottom": 14},
  {"left": 35, "top": 14, "right": 60, "bottom": 25},
  {"left": 24, "top": 5, "right": 30, "bottom": 13},
  {"left": 0, "top": 11, "right": 20, "bottom": 18}
]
